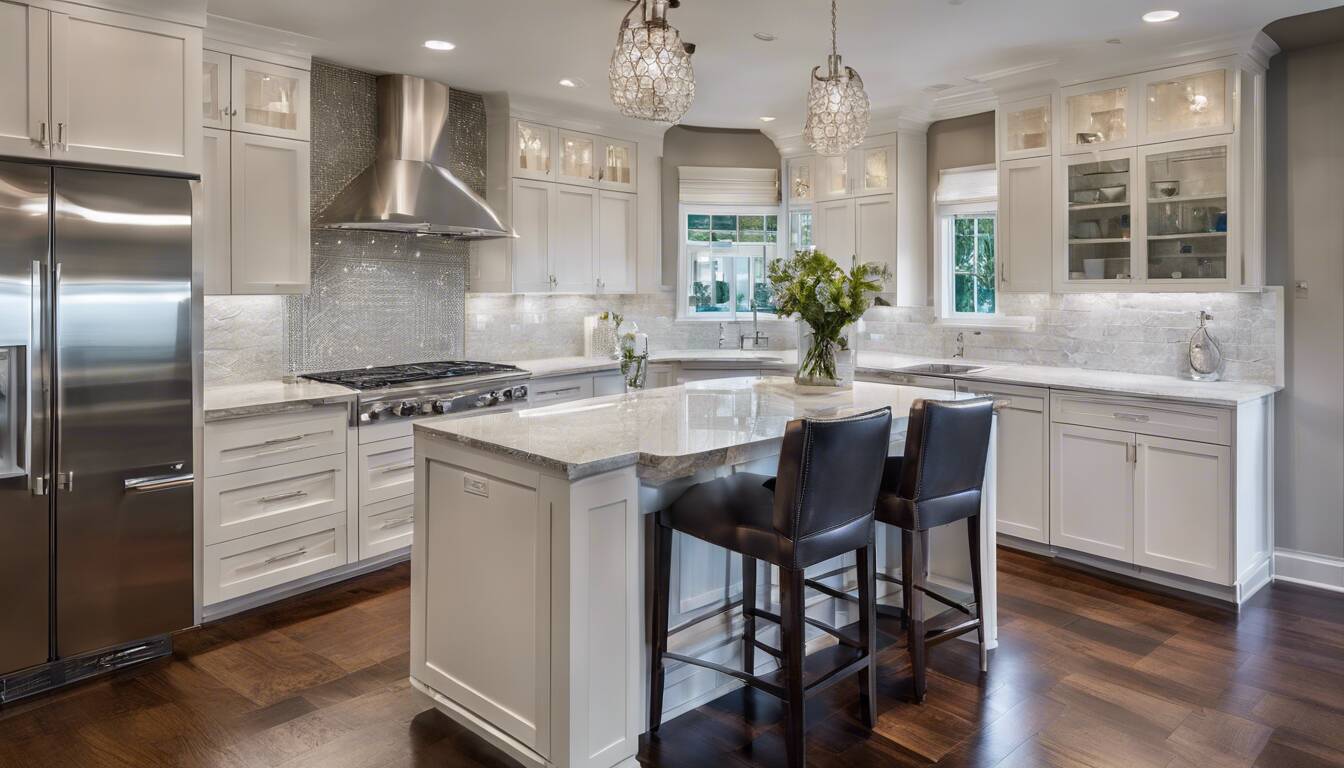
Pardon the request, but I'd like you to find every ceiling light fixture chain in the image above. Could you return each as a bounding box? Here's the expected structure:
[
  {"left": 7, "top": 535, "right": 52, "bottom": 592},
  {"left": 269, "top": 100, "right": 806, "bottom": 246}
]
[
  {"left": 804, "top": 0, "right": 870, "bottom": 156},
  {"left": 609, "top": 0, "right": 696, "bottom": 124}
]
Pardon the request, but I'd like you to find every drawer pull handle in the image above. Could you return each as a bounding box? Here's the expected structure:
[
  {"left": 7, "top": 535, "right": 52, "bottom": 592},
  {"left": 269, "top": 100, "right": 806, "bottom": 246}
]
[
  {"left": 258, "top": 490, "right": 308, "bottom": 504},
  {"left": 262, "top": 547, "right": 308, "bottom": 566},
  {"left": 1113, "top": 412, "right": 1151, "bottom": 423},
  {"left": 379, "top": 461, "right": 415, "bottom": 474},
  {"left": 541, "top": 386, "right": 582, "bottom": 396},
  {"left": 379, "top": 516, "right": 414, "bottom": 530},
  {"left": 262, "top": 435, "right": 305, "bottom": 446}
]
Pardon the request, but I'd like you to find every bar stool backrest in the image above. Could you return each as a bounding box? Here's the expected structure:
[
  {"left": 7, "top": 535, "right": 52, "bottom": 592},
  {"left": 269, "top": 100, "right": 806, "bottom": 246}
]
[
  {"left": 894, "top": 398, "right": 994, "bottom": 505},
  {"left": 771, "top": 407, "right": 892, "bottom": 545}
]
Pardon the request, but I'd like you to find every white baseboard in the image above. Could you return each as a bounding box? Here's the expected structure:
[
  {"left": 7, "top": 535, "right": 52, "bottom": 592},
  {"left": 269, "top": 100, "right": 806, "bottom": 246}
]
[{"left": 1274, "top": 549, "right": 1344, "bottom": 593}]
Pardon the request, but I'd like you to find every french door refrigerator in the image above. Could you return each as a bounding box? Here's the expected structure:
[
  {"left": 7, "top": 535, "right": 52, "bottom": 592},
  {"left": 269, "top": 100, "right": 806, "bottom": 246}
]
[{"left": 0, "top": 160, "right": 194, "bottom": 701}]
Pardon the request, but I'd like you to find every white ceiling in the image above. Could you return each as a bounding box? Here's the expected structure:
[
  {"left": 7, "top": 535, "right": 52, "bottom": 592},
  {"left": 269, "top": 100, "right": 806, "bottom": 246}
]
[{"left": 207, "top": 0, "right": 1338, "bottom": 134}]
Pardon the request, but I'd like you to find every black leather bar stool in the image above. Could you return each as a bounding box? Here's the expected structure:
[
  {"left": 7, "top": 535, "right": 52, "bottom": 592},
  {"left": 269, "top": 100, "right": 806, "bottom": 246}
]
[
  {"left": 649, "top": 407, "right": 893, "bottom": 768},
  {"left": 879, "top": 398, "right": 994, "bottom": 703}
]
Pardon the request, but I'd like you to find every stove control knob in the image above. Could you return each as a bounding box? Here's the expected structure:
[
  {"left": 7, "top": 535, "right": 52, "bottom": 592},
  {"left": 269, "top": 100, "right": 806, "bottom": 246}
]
[
  {"left": 500, "top": 388, "right": 513, "bottom": 400},
  {"left": 432, "top": 398, "right": 453, "bottom": 414},
  {"left": 475, "top": 393, "right": 494, "bottom": 407},
  {"left": 367, "top": 403, "right": 390, "bottom": 421},
  {"left": 512, "top": 385, "right": 528, "bottom": 400},
  {"left": 393, "top": 400, "right": 419, "bottom": 417}
]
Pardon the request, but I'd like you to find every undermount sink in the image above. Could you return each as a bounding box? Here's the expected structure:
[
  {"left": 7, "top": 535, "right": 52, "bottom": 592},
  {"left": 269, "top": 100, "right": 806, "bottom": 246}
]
[{"left": 894, "top": 362, "right": 987, "bottom": 376}]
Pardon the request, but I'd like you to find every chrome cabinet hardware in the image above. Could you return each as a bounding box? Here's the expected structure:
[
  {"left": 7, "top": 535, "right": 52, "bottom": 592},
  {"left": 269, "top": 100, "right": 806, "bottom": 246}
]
[
  {"left": 56, "top": 122, "right": 65, "bottom": 149},
  {"left": 1126, "top": 443, "right": 1137, "bottom": 463},
  {"left": 124, "top": 472, "right": 194, "bottom": 493},
  {"left": 257, "top": 489, "right": 308, "bottom": 504},
  {"left": 379, "top": 516, "right": 414, "bottom": 530},
  {"left": 379, "top": 461, "right": 415, "bottom": 474},
  {"left": 540, "top": 386, "right": 582, "bottom": 397},
  {"left": 262, "top": 434, "right": 305, "bottom": 446},
  {"left": 261, "top": 547, "right": 307, "bottom": 566},
  {"left": 1113, "top": 412, "right": 1151, "bottom": 423},
  {"left": 38, "top": 121, "right": 49, "bottom": 148}
]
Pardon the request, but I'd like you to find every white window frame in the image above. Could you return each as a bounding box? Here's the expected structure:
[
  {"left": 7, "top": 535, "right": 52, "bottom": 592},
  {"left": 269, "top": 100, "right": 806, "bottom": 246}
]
[
  {"left": 936, "top": 201, "right": 999, "bottom": 320},
  {"left": 677, "top": 203, "right": 782, "bottom": 321}
]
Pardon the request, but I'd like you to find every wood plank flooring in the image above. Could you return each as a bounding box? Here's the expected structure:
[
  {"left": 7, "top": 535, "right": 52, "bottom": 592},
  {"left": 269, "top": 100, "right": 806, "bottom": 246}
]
[{"left": 2, "top": 549, "right": 1343, "bottom": 767}]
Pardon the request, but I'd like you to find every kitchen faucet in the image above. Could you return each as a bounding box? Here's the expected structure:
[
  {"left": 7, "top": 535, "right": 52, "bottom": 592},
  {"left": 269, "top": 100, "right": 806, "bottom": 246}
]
[
  {"left": 739, "top": 302, "right": 769, "bottom": 350},
  {"left": 953, "top": 330, "right": 980, "bottom": 359}
]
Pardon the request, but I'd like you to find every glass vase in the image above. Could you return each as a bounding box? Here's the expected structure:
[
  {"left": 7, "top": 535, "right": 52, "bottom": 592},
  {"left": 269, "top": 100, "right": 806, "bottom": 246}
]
[{"left": 795, "top": 321, "right": 857, "bottom": 388}]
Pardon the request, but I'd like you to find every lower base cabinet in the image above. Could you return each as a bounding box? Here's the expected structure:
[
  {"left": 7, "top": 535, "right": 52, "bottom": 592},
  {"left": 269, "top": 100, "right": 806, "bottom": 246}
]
[
  {"left": 1134, "top": 434, "right": 1231, "bottom": 583},
  {"left": 1051, "top": 423, "right": 1136, "bottom": 562},
  {"left": 957, "top": 382, "right": 1050, "bottom": 544},
  {"left": 203, "top": 514, "right": 348, "bottom": 605}
]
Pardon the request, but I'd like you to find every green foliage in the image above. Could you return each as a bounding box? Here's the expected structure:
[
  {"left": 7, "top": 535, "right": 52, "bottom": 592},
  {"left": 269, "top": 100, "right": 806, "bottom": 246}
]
[{"left": 766, "top": 250, "right": 890, "bottom": 381}]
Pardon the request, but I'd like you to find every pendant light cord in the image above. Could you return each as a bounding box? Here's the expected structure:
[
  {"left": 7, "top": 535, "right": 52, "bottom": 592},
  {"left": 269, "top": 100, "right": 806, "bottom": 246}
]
[{"left": 831, "top": 0, "right": 838, "bottom": 59}]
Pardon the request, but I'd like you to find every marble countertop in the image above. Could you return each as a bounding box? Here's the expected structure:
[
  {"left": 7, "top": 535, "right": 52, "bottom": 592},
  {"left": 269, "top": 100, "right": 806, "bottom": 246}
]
[
  {"left": 203, "top": 379, "right": 356, "bottom": 422},
  {"left": 509, "top": 356, "right": 621, "bottom": 378},
  {"left": 416, "top": 376, "right": 956, "bottom": 483}
]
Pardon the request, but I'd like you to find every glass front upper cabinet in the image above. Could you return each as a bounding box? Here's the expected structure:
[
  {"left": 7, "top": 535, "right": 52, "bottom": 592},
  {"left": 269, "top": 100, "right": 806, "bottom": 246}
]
[
  {"left": 999, "top": 95, "right": 1051, "bottom": 160},
  {"left": 788, "top": 157, "right": 814, "bottom": 203},
  {"left": 1063, "top": 151, "right": 1135, "bottom": 282},
  {"left": 1142, "top": 140, "right": 1229, "bottom": 282},
  {"left": 856, "top": 146, "right": 895, "bottom": 196},
  {"left": 789, "top": 208, "right": 813, "bottom": 252},
  {"left": 230, "top": 57, "right": 309, "bottom": 141},
  {"left": 557, "top": 130, "right": 597, "bottom": 185},
  {"left": 1140, "top": 65, "right": 1234, "bottom": 142},
  {"left": 819, "top": 154, "right": 849, "bottom": 200},
  {"left": 1061, "top": 77, "right": 1134, "bottom": 153},
  {"left": 514, "top": 120, "right": 555, "bottom": 180},
  {"left": 202, "top": 50, "right": 230, "bottom": 130},
  {"left": 599, "top": 138, "right": 636, "bottom": 192}
]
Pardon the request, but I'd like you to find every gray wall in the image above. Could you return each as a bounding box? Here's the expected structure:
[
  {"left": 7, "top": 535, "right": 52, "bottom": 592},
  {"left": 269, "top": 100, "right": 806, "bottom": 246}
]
[
  {"left": 925, "top": 111, "right": 996, "bottom": 301},
  {"left": 1265, "top": 43, "right": 1344, "bottom": 560},
  {"left": 660, "top": 126, "right": 781, "bottom": 287}
]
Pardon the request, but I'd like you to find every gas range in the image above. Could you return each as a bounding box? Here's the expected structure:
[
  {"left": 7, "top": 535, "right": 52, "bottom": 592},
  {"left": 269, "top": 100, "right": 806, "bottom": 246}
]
[{"left": 301, "top": 361, "right": 531, "bottom": 426}]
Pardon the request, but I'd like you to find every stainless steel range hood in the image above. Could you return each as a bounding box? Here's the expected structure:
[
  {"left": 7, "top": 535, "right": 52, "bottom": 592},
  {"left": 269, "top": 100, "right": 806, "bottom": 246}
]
[{"left": 315, "top": 75, "right": 514, "bottom": 239}]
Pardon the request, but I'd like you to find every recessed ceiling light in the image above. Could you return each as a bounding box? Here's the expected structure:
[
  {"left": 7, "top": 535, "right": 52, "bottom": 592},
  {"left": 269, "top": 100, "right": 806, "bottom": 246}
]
[
  {"left": 559, "top": 78, "right": 578, "bottom": 88},
  {"left": 753, "top": 32, "right": 777, "bottom": 42},
  {"left": 1142, "top": 10, "right": 1179, "bottom": 23},
  {"left": 423, "top": 39, "right": 456, "bottom": 51},
  {"left": 759, "top": 116, "right": 776, "bottom": 122}
]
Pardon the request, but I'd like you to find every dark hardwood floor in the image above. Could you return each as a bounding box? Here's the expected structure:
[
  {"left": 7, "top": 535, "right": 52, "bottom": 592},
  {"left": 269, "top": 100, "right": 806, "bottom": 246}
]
[{"left": 2, "top": 549, "right": 1343, "bottom": 768}]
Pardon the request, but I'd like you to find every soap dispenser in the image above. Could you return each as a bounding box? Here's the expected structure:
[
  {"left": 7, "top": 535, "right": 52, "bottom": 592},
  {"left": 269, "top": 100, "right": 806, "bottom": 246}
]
[{"left": 1187, "top": 310, "right": 1223, "bottom": 382}]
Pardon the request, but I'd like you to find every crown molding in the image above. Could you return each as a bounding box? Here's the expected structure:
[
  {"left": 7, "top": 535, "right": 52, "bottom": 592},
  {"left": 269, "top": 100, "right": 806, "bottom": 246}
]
[
  {"left": 928, "top": 86, "right": 998, "bottom": 122},
  {"left": 205, "top": 13, "right": 317, "bottom": 56},
  {"left": 508, "top": 97, "right": 670, "bottom": 144}
]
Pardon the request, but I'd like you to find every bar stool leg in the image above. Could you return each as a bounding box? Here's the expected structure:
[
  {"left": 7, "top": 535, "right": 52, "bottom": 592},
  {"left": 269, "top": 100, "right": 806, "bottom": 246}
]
[
  {"left": 967, "top": 514, "right": 988, "bottom": 673},
  {"left": 780, "top": 568, "right": 807, "bottom": 768},
  {"left": 742, "top": 555, "right": 756, "bottom": 678},
  {"left": 900, "top": 529, "right": 913, "bottom": 631},
  {"left": 905, "top": 529, "right": 927, "bottom": 704},
  {"left": 649, "top": 522, "right": 673, "bottom": 734},
  {"left": 855, "top": 544, "right": 877, "bottom": 728}
]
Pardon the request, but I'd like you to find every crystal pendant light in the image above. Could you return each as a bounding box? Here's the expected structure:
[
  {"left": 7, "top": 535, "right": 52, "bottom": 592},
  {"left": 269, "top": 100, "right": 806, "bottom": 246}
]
[
  {"left": 804, "top": 0, "right": 870, "bottom": 156},
  {"left": 609, "top": 0, "right": 696, "bottom": 123}
]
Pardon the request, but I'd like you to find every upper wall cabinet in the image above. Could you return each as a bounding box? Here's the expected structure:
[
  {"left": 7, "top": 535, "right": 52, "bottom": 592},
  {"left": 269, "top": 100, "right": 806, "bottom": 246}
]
[
  {"left": 557, "top": 129, "right": 597, "bottom": 186},
  {"left": 511, "top": 120, "right": 637, "bottom": 192},
  {"left": 0, "top": 1, "right": 201, "bottom": 173},
  {"left": 1137, "top": 62, "right": 1234, "bottom": 143},
  {"left": 787, "top": 156, "right": 814, "bottom": 204},
  {"left": 599, "top": 137, "right": 636, "bottom": 193},
  {"left": 202, "top": 49, "right": 310, "bottom": 141},
  {"left": 999, "top": 94, "right": 1052, "bottom": 160},
  {"left": 513, "top": 120, "right": 555, "bottom": 181},
  {"left": 1060, "top": 75, "right": 1137, "bottom": 154}
]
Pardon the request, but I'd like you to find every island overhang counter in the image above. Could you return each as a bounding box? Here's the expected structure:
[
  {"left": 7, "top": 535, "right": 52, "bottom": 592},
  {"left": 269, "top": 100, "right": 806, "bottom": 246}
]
[{"left": 409, "top": 377, "right": 998, "bottom": 768}]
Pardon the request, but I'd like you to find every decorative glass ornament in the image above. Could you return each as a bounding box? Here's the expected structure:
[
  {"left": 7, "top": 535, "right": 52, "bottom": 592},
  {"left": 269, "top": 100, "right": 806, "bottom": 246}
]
[
  {"left": 804, "top": 0, "right": 870, "bottom": 156},
  {"left": 1188, "top": 310, "right": 1224, "bottom": 381},
  {"left": 609, "top": 0, "right": 696, "bottom": 124}
]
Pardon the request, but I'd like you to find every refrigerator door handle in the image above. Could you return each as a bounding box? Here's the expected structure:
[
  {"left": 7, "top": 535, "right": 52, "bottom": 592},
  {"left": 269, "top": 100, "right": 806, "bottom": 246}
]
[
  {"left": 29, "top": 260, "right": 45, "bottom": 496},
  {"left": 53, "top": 261, "right": 65, "bottom": 493},
  {"left": 123, "top": 473, "right": 194, "bottom": 494}
]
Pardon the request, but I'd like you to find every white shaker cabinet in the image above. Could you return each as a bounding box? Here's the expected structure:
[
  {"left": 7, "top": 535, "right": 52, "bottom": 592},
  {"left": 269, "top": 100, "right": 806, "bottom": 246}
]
[
  {"left": 0, "top": 1, "right": 49, "bottom": 160},
  {"left": 1050, "top": 423, "right": 1135, "bottom": 562},
  {"left": 1133, "top": 434, "right": 1230, "bottom": 583},
  {"left": 551, "top": 184, "right": 597, "bottom": 292},
  {"left": 229, "top": 132, "right": 311, "bottom": 294},
  {"left": 854, "top": 195, "right": 896, "bottom": 274},
  {"left": 598, "top": 137, "right": 637, "bottom": 193},
  {"left": 229, "top": 56, "right": 310, "bottom": 141},
  {"left": 201, "top": 128, "right": 232, "bottom": 294},
  {"left": 597, "top": 190, "right": 637, "bottom": 293},
  {"left": 958, "top": 382, "right": 1050, "bottom": 544},
  {"left": 998, "top": 156, "right": 1053, "bottom": 293},
  {"left": 510, "top": 178, "right": 556, "bottom": 293},
  {"left": 49, "top": 6, "right": 199, "bottom": 173},
  {"left": 814, "top": 199, "right": 856, "bottom": 267},
  {"left": 201, "top": 49, "right": 230, "bottom": 130}
]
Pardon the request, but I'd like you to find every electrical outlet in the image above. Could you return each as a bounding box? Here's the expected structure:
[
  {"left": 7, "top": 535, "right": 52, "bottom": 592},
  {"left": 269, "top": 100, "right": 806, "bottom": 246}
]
[{"left": 1295, "top": 280, "right": 1309, "bottom": 299}]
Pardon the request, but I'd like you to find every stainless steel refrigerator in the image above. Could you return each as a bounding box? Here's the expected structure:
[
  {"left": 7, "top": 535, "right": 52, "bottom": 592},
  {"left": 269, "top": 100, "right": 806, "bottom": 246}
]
[{"left": 0, "top": 160, "right": 194, "bottom": 701}]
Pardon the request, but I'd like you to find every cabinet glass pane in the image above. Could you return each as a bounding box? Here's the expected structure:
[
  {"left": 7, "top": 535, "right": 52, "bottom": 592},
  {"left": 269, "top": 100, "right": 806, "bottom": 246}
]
[
  {"left": 1146, "top": 69, "right": 1226, "bottom": 137},
  {"left": 1146, "top": 145, "right": 1228, "bottom": 280},
  {"left": 517, "top": 123, "right": 551, "bottom": 174},
  {"left": 1005, "top": 105, "right": 1049, "bottom": 152},
  {"left": 824, "top": 155, "right": 848, "bottom": 196},
  {"left": 789, "top": 209, "right": 813, "bottom": 251},
  {"left": 561, "top": 135, "right": 595, "bottom": 181},
  {"left": 790, "top": 160, "right": 812, "bottom": 200},
  {"left": 604, "top": 143, "right": 632, "bottom": 185},
  {"left": 242, "top": 68, "right": 299, "bottom": 132},
  {"left": 203, "top": 60, "right": 223, "bottom": 122},
  {"left": 1066, "top": 87, "right": 1128, "bottom": 146},
  {"left": 862, "top": 148, "right": 889, "bottom": 190},
  {"left": 1066, "top": 157, "right": 1132, "bottom": 280}
]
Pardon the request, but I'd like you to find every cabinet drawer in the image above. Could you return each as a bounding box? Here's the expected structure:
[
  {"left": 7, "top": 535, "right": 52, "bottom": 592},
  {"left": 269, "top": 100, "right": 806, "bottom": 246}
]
[
  {"left": 527, "top": 374, "right": 594, "bottom": 407},
  {"left": 203, "top": 515, "right": 347, "bottom": 605},
  {"left": 359, "top": 495, "right": 414, "bottom": 560},
  {"left": 203, "top": 453, "right": 346, "bottom": 545},
  {"left": 205, "top": 406, "right": 346, "bottom": 477},
  {"left": 359, "top": 436, "right": 414, "bottom": 506},
  {"left": 1050, "top": 392, "right": 1231, "bottom": 445}
]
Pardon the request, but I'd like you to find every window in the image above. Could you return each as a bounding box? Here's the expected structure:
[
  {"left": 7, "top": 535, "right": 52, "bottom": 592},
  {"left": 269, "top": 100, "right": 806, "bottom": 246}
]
[
  {"left": 951, "top": 214, "right": 996, "bottom": 314},
  {"left": 681, "top": 207, "right": 779, "bottom": 319}
]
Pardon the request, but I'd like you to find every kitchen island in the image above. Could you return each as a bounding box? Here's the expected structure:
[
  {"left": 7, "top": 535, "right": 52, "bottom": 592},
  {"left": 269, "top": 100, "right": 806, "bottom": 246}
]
[{"left": 409, "top": 377, "right": 997, "bottom": 768}]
